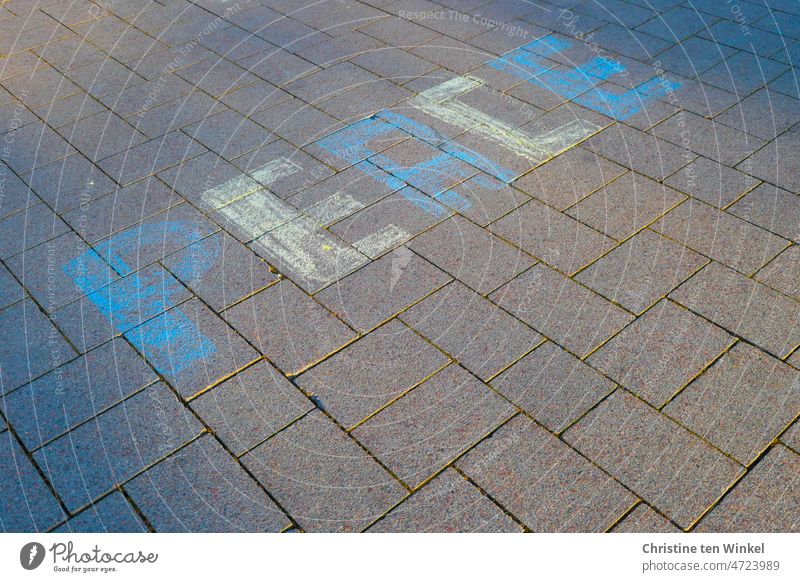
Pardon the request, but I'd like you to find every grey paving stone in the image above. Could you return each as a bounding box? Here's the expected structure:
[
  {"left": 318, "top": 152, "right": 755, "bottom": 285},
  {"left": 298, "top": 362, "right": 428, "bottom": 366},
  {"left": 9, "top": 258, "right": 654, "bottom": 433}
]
[
  {"left": 198, "top": 24, "right": 275, "bottom": 61},
  {"left": 243, "top": 410, "right": 406, "bottom": 532},
  {"left": 287, "top": 163, "right": 401, "bottom": 226},
  {"left": 490, "top": 199, "right": 614, "bottom": 275},
  {"left": 237, "top": 48, "right": 320, "bottom": 86},
  {"left": 21, "top": 153, "right": 117, "bottom": 213},
  {"left": 129, "top": 42, "right": 217, "bottom": 81},
  {"left": 54, "top": 491, "right": 147, "bottom": 533},
  {"left": 0, "top": 431, "right": 65, "bottom": 532},
  {"left": 435, "top": 172, "right": 531, "bottom": 227},
  {"left": 702, "top": 52, "right": 789, "bottom": 96},
  {"left": 2, "top": 65, "right": 81, "bottom": 109},
  {"left": 651, "top": 111, "right": 766, "bottom": 167},
  {"left": 1, "top": 121, "right": 75, "bottom": 174},
  {"left": 696, "top": 445, "right": 800, "bottom": 532},
  {"left": 127, "top": 435, "right": 290, "bottom": 532},
  {"left": 219, "top": 80, "right": 293, "bottom": 115},
  {"left": 98, "top": 131, "right": 207, "bottom": 186},
  {"left": 351, "top": 46, "right": 438, "bottom": 82},
  {"left": 283, "top": 61, "right": 378, "bottom": 104},
  {"left": 296, "top": 30, "right": 385, "bottom": 67},
  {"left": 157, "top": 150, "right": 258, "bottom": 208},
  {"left": 0, "top": 203, "right": 71, "bottom": 260},
  {"left": 191, "top": 360, "right": 312, "bottom": 455},
  {"left": 612, "top": 504, "right": 681, "bottom": 533},
  {"left": 400, "top": 281, "right": 542, "bottom": 380},
  {"left": 664, "top": 156, "right": 760, "bottom": 208},
  {"left": 316, "top": 247, "right": 452, "bottom": 333},
  {"left": 368, "top": 468, "right": 521, "bottom": 532},
  {"left": 131, "top": 90, "right": 226, "bottom": 138},
  {"left": 664, "top": 342, "right": 800, "bottom": 465},
  {"left": 457, "top": 414, "right": 636, "bottom": 532},
  {"left": 34, "top": 382, "right": 202, "bottom": 512},
  {"left": 563, "top": 390, "right": 744, "bottom": 529},
  {"left": 653, "top": 199, "right": 788, "bottom": 275},
  {"left": 66, "top": 58, "right": 146, "bottom": 98},
  {"left": 756, "top": 245, "right": 800, "bottom": 300},
  {"left": 6, "top": 231, "right": 116, "bottom": 312},
  {"left": 0, "top": 163, "right": 38, "bottom": 220},
  {"left": 738, "top": 130, "right": 800, "bottom": 193},
  {"left": 407, "top": 215, "right": 534, "bottom": 295},
  {"left": 492, "top": 340, "right": 615, "bottom": 432},
  {"left": 331, "top": 188, "right": 450, "bottom": 258},
  {"left": 783, "top": 420, "right": 800, "bottom": 451},
  {"left": 0, "top": 298, "right": 74, "bottom": 394},
  {"left": 0, "top": 263, "right": 24, "bottom": 309},
  {"left": 51, "top": 264, "right": 192, "bottom": 353},
  {"left": 2, "top": 337, "right": 156, "bottom": 450},
  {"left": 164, "top": 231, "right": 280, "bottom": 312},
  {"left": 589, "top": 300, "right": 732, "bottom": 408},
  {"left": 576, "top": 229, "right": 707, "bottom": 314},
  {"left": 660, "top": 78, "right": 738, "bottom": 118},
  {"left": 671, "top": 261, "right": 800, "bottom": 358},
  {"left": 175, "top": 57, "right": 259, "bottom": 97},
  {"left": 99, "top": 73, "right": 195, "bottom": 119},
  {"left": 715, "top": 87, "right": 800, "bottom": 140},
  {"left": 490, "top": 263, "right": 634, "bottom": 357},
  {"left": 57, "top": 110, "right": 148, "bottom": 161},
  {"left": 251, "top": 99, "right": 345, "bottom": 149},
  {"left": 131, "top": 297, "right": 260, "bottom": 398},
  {"left": 184, "top": 109, "right": 275, "bottom": 161},
  {"left": 233, "top": 139, "right": 335, "bottom": 197},
  {"left": 0, "top": 100, "right": 37, "bottom": 131},
  {"left": 62, "top": 177, "right": 179, "bottom": 243},
  {"left": 635, "top": 4, "right": 718, "bottom": 41},
  {"left": 514, "top": 146, "right": 626, "bottom": 211},
  {"left": 654, "top": 35, "right": 735, "bottom": 77},
  {"left": 352, "top": 363, "right": 515, "bottom": 487},
  {"left": 728, "top": 183, "right": 800, "bottom": 243},
  {"left": 224, "top": 279, "right": 356, "bottom": 376},
  {"left": 358, "top": 14, "right": 439, "bottom": 47},
  {"left": 295, "top": 319, "right": 448, "bottom": 428},
  {"left": 33, "top": 91, "right": 107, "bottom": 129},
  {"left": 584, "top": 123, "right": 691, "bottom": 181},
  {"left": 567, "top": 172, "right": 686, "bottom": 242}
]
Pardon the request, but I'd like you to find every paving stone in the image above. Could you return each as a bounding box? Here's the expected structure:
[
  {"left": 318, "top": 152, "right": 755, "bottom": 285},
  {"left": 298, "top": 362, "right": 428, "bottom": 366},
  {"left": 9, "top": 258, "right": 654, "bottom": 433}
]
[
  {"left": 331, "top": 188, "right": 450, "bottom": 258},
  {"left": 717, "top": 88, "right": 800, "bottom": 140},
  {"left": 191, "top": 360, "right": 312, "bottom": 455},
  {"left": 158, "top": 151, "right": 258, "bottom": 208},
  {"left": 653, "top": 199, "right": 788, "bottom": 275},
  {"left": 358, "top": 14, "right": 440, "bottom": 47},
  {"left": 199, "top": 24, "right": 275, "bottom": 61},
  {"left": 407, "top": 215, "right": 534, "bottom": 294},
  {"left": 576, "top": 229, "right": 707, "bottom": 313},
  {"left": 2, "top": 65, "right": 81, "bottom": 108},
  {"left": 184, "top": 109, "right": 275, "bottom": 161},
  {"left": 0, "top": 163, "right": 38, "bottom": 220},
  {"left": 671, "top": 261, "right": 800, "bottom": 359},
  {"left": 664, "top": 342, "right": 800, "bottom": 465},
  {"left": 612, "top": 503, "right": 681, "bottom": 533},
  {"left": 218, "top": 80, "right": 293, "bottom": 115},
  {"left": 54, "top": 491, "right": 147, "bottom": 533},
  {"left": 591, "top": 299, "right": 733, "bottom": 409},
  {"left": 175, "top": 58, "right": 259, "bottom": 97},
  {"left": 728, "top": 183, "right": 800, "bottom": 242},
  {"left": 62, "top": 178, "right": 179, "bottom": 243},
  {"left": 127, "top": 435, "right": 289, "bottom": 532},
  {"left": 660, "top": 78, "right": 738, "bottom": 118},
  {"left": 368, "top": 468, "right": 521, "bottom": 532},
  {"left": 57, "top": 110, "right": 148, "bottom": 161},
  {"left": 0, "top": 203, "right": 71, "bottom": 260},
  {"left": 237, "top": 48, "right": 320, "bottom": 86},
  {"left": 783, "top": 420, "right": 800, "bottom": 451},
  {"left": 132, "top": 90, "right": 226, "bottom": 138},
  {"left": 563, "top": 390, "right": 744, "bottom": 528},
  {"left": 664, "top": 156, "right": 760, "bottom": 208},
  {"left": 490, "top": 263, "right": 634, "bottom": 357},
  {"left": 286, "top": 163, "right": 402, "bottom": 226},
  {"left": 567, "top": 172, "right": 685, "bottom": 242},
  {"left": 0, "top": 431, "right": 65, "bottom": 532},
  {"left": 651, "top": 111, "right": 766, "bottom": 167},
  {"left": 66, "top": 58, "right": 146, "bottom": 98},
  {"left": 434, "top": 172, "right": 531, "bottom": 227},
  {"left": 224, "top": 279, "right": 357, "bottom": 376},
  {"left": 700, "top": 19, "right": 786, "bottom": 57},
  {"left": 0, "top": 100, "right": 37, "bottom": 131},
  {"left": 316, "top": 247, "right": 452, "bottom": 333},
  {"left": 243, "top": 410, "right": 405, "bottom": 532},
  {"left": 284, "top": 61, "right": 378, "bottom": 104},
  {"left": 352, "top": 364, "right": 515, "bottom": 487},
  {"left": 296, "top": 30, "right": 386, "bottom": 67},
  {"left": 21, "top": 153, "right": 117, "bottom": 213},
  {"left": 584, "top": 123, "right": 691, "bottom": 181},
  {"left": 654, "top": 35, "right": 737, "bottom": 77},
  {"left": 164, "top": 231, "right": 279, "bottom": 312},
  {"left": 98, "top": 131, "right": 207, "bottom": 185},
  {"left": 635, "top": 5, "right": 718, "bottom": 41},
  {"left": 739, "top": 130, "right": 800, "bottom": 193},
  {"left": 6, "top": 231, "right": 117, "bottom": 312},
  {"left": 490, "top": 199, "right": 614, "bottom": 275},
  {"left": 34, "top": 382, "right": 202, "bottom": 511},
  {"left": 400, "top": 281, "right": 542, "bottom": 380},
  {"left": 32, "top": 91, "right": 108, "bottom": 129},
  {"left": 696, "top": 445, "right": 800, "bottom": 532},
  {"left": 756, "top": 245, "right": 800, "bottom": 300},
  {"left": 514, "top": 146, "right": 626, "bottom": 211},
  {"left": 100, "top": 73, "right": 195, "bottom": 118},
  {"left": 2, "top": 337, "right": 156, "bottom": 450},
  {"left": 351, "top": 46, "right": 438, "bottom": 82},
  {"left": 1, "top": 121, "right": 75, "bottom": 174},
  {"left": 493, "top": 340, "right": 616, "bottom": 432},
  {"left": 129, "top": 42, "right": 217, "bottom": 80},
  {"left": 457, "top": 414, "right": 636, "bottom": 532},
  {"left": 703, "top": 52, "right": 789, "bottom": 96},
  {"left": 0, "top": 263, "right": 24, "bottom": 309}
]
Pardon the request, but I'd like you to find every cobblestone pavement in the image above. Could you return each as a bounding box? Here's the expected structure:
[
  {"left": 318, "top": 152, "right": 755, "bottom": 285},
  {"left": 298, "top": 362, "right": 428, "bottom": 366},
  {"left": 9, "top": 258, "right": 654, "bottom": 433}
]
[{"left": 1, "top": 0, "right": 799, "bottom": 533}]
